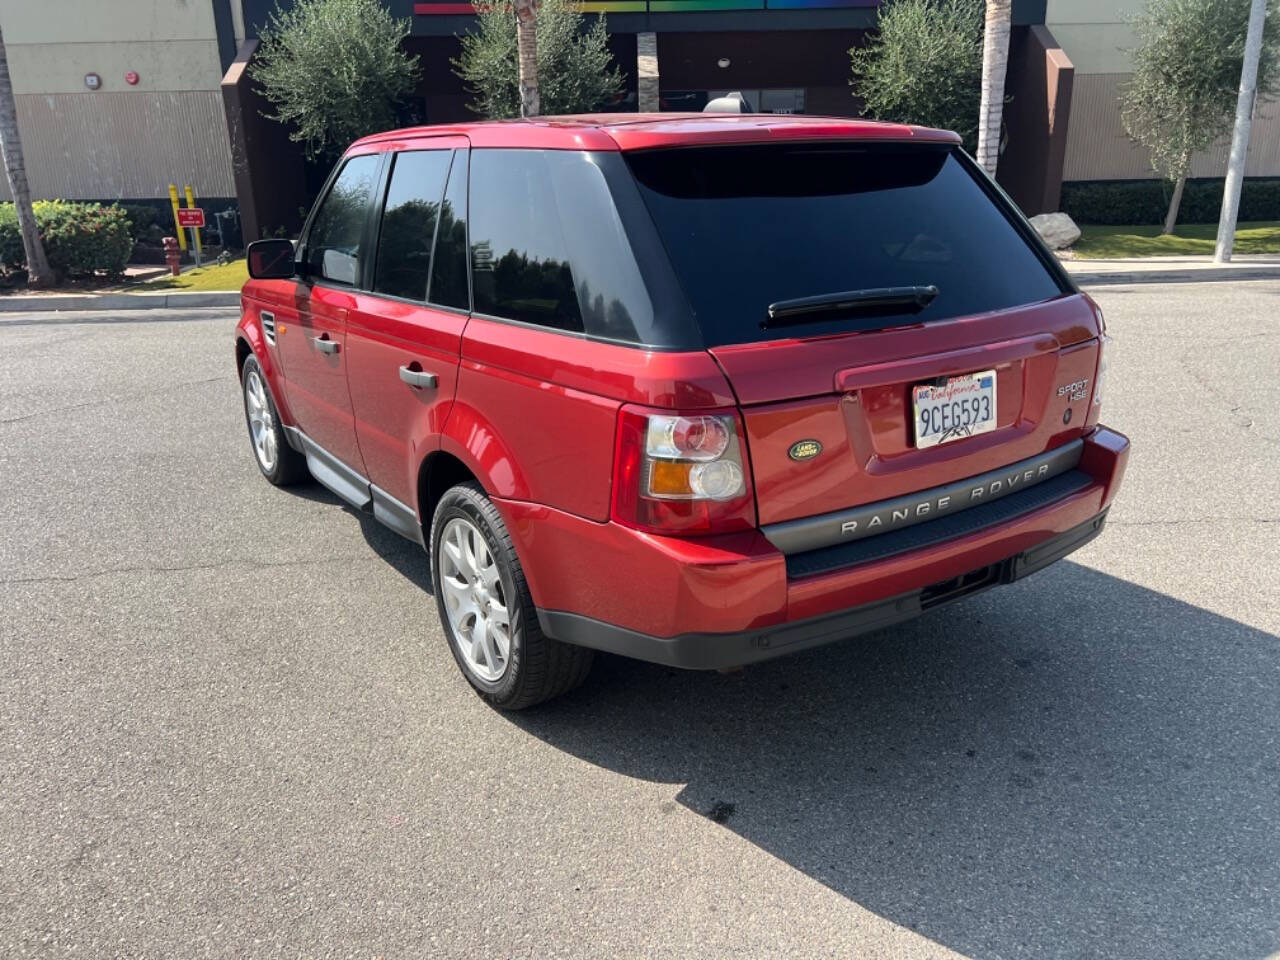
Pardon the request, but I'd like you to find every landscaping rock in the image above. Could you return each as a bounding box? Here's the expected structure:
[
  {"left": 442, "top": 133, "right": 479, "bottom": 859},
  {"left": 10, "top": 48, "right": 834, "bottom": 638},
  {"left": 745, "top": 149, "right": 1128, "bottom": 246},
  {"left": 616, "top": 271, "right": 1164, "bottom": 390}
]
[{"left": 1030, "top": 212, "right": 1082, "bottom": 250}]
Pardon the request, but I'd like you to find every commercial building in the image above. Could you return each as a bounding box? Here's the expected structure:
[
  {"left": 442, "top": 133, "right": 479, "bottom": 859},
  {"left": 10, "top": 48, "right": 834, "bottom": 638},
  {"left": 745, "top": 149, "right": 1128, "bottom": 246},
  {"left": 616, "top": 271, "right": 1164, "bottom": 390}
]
[
  {"left": 1047, "top": 0, "right": 1280, "bottom": 182},
  {"left": 2, "top": 0, "right": 1277, "bottom": 242},
  {"left": 0, "top": 0, "right": 239, "bottom": 205}
]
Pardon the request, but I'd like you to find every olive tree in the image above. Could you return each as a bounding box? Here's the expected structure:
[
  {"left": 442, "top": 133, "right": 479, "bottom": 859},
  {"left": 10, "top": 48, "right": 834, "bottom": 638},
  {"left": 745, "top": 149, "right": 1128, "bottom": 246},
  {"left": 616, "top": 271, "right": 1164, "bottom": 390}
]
[
  {"left": 1121, "top": 0, "right": 1280, "bottom": 233},
  {"left": 850, "top": 0, "right": 985, "bottom": 152},
  {"left": 250, "top": 0, "right": 420, "bottom": 161},
  {"left": 454, "top": 0, "right": 624, "bottom": 119}
]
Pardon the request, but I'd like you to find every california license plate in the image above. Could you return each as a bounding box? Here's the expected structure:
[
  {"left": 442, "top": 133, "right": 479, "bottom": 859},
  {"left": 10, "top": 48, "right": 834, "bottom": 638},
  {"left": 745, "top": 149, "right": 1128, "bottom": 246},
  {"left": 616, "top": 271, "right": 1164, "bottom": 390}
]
[{"left": 912, "top": 370, "right": 997, "bottom": 449}]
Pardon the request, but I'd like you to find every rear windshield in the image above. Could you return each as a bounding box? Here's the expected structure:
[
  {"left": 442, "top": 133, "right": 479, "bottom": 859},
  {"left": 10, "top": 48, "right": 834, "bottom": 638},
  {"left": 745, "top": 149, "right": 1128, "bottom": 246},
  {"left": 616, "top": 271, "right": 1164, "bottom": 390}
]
[{"left": 625, "top": 143, "right": 1066, "bottom": 347}]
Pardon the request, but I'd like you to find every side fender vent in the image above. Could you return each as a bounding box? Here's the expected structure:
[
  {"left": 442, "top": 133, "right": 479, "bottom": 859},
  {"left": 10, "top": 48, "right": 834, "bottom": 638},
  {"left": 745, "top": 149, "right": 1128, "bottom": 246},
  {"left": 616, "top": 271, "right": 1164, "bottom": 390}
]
[{"left": 261, "top": 311, "right": 276, "bottom": 346}]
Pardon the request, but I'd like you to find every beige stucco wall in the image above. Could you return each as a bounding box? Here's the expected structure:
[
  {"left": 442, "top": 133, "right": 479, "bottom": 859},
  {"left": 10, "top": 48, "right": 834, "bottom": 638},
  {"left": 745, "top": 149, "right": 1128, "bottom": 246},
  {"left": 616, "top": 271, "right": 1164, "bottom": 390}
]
[
  {"left": 1047, "top": 0, "right": 1280, "bottom": 181},
  {"left": 0, "top": 0, "right": 235, "bottom": 199}
]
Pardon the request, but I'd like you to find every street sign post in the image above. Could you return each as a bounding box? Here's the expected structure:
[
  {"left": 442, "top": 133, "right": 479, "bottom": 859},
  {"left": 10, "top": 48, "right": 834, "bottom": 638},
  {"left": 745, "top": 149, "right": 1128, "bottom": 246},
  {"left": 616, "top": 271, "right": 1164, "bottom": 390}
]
[
  {"left": 176, "top": 207, "right": 206, "bottom": 267},
  {"left": 184, "top": 185, "right": 203, "bottom": 263},
  {"left": 167, "top": 185, "right": 187, "bottom": 253}
]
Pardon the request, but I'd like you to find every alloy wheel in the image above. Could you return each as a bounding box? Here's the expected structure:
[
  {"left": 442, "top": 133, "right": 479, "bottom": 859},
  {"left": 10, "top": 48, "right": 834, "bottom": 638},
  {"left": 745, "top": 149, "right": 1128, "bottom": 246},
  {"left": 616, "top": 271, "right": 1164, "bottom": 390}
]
[
  {"left": 244, "top": 369, "right": 277, "bottom": 472},
  {"left": 438, "top": 516, "right": 512, "bottom": 682}
]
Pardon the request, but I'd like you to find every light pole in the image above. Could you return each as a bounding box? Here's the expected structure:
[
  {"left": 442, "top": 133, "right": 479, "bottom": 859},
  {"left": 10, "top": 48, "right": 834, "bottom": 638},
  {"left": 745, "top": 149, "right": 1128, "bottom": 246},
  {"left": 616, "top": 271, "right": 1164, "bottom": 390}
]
[{"left": 1215, "top": 0, "right": 1268, "bottom": 262}]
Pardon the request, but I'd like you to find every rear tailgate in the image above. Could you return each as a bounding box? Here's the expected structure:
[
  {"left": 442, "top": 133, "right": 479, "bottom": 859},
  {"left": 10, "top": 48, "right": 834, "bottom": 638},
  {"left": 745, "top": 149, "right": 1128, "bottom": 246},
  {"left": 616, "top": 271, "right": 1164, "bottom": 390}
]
[
  {"left": 622, "top": 138, "right": 1093, "bottom": 530},
  {"left": 711, "top": 295, "right": 1100, "bottom": 525}
]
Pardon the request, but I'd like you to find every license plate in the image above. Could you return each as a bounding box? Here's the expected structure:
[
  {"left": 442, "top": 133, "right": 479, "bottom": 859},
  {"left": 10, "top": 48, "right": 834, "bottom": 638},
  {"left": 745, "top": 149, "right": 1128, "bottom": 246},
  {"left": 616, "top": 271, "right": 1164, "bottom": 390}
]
[{"left": 912, "top": 370, "right": 997, "bottom": 449}]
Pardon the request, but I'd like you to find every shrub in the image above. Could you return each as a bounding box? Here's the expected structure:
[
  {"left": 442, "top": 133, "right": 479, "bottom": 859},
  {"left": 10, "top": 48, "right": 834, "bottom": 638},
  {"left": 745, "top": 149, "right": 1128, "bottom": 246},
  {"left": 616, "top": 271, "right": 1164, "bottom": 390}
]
[
  {"left": 454, "top": 0, "right": 625, "bottom": 119},
  {"left": 251, "top": 0, "right": 419, "bottom": 161},
  {"left": 1062, "top": 179, "right": 1280, "bottom": 225},
  {"left": 0, "top": 201, "right": 135, "bottom": 279},
  {"left": 850, "top": 0, "right": 985, "bottom": 152}
]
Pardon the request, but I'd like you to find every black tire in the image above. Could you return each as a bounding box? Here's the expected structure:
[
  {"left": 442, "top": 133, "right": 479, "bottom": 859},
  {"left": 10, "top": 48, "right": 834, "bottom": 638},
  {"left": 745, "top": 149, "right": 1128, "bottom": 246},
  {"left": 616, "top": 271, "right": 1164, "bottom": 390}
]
[
  {"left": 240, "top": 354, "right": 308, "bottom": 486},
  {"left": 430, "top": 482, "right": 593, "bottom": 710}
]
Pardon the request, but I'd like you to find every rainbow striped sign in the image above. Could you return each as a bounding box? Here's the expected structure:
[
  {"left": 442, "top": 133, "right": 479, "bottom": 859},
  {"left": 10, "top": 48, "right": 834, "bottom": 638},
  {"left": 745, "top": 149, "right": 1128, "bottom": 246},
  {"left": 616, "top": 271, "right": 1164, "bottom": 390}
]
[{"left": 414, "top": 0, "right": 879, "bottom": 12}]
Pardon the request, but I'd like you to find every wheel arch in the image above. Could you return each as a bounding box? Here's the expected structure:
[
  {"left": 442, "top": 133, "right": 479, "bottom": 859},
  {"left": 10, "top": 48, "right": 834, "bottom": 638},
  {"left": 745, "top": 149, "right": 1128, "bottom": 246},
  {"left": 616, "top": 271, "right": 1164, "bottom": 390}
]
[
  {"left": 235, "top": 335, "right": 252, "bottom": 375},
  {"left": 417, "top": 450, "right": 484, "bottom": 535},
  {"left": 235, "top": 320, "right": 297, "bottom": 428}
]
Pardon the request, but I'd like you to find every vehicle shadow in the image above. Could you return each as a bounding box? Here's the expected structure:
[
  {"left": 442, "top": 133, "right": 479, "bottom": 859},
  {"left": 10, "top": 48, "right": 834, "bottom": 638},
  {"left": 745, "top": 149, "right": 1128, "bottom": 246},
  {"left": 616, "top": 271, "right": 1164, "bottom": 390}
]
[
  {"left": 280, "top": 480, "right": 432, "bottom": 592},
  {"left": 510, "top": 561, "right": 1280, "bottom": 960}
]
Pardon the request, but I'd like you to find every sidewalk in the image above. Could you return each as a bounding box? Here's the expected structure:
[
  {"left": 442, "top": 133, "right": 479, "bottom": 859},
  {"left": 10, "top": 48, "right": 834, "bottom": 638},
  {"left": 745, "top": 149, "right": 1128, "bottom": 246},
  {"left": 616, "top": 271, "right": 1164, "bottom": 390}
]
[
  {"left": 2, "top": 253, "right": 1277, "bottom": 314},
  {"left": 1062, "top": 253, "right": 1280, "bottom": 286},
  {"left": 0, "top": 289, "right": 239, "bottom": 312}
]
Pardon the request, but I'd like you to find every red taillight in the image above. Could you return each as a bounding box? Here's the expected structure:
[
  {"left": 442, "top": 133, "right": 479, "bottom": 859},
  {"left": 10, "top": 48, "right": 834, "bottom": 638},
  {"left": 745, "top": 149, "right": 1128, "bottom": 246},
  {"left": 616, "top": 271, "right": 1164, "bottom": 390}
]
[{"left": 611, "top": 405, "right": 756, "bottom": 535}]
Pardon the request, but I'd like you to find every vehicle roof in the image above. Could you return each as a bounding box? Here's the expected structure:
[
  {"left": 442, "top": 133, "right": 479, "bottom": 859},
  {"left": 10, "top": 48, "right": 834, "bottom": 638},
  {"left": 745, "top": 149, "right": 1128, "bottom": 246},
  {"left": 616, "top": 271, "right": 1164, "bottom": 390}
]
[{"left": 349, "top": 113, "right": 962, "bottom": 154}]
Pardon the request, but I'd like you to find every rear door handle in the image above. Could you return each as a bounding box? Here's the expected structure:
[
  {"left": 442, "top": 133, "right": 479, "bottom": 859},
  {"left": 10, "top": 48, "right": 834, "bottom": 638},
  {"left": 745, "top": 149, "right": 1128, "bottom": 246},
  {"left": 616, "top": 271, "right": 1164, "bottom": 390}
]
[
  {"left": 312, "top": 335, "right": 340, "bottom": 355},
  {"left": 399, "top": 365, "right": 438, "bottom": 390}
]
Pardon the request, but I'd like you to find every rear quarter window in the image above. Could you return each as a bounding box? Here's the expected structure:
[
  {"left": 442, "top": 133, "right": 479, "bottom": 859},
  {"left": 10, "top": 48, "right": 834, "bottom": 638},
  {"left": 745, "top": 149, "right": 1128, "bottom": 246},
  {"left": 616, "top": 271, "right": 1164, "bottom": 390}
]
[
  {"left": 467, "top": 149, "right": 696, "bottom": 348},
  {"left": 625, "top": 143, "right": 1067, "bottom": 346}
]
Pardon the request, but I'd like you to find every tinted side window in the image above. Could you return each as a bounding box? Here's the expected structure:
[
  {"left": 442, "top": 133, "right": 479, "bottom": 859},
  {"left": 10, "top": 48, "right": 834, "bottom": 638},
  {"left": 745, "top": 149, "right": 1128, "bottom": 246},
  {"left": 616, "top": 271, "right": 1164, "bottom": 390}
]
[
  {"left": 306, "top": 154, "right": 381, "bottom": 285},
  {"left": 373, "top": 150, "right": 451, "bottom": 301},
  {"left": 469, "top": 150, "right": 582, "bottom": 333},
  {"left": 429, "top": 150, "right": 469, "bottom": 311}
]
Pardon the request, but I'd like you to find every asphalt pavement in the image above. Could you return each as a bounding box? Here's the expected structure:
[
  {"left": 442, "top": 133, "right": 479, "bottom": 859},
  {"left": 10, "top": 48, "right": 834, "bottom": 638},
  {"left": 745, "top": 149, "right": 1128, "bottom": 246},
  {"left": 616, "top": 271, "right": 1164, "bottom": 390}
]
[{"left": 2, "top": 283, "right": 1278, "bottom": 958}]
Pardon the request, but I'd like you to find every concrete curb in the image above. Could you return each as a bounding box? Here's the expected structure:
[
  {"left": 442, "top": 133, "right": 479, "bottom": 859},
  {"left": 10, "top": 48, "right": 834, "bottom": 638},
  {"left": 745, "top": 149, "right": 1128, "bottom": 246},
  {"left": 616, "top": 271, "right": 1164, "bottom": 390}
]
[
  {"left": 1066, "top": 265, "right": 1280, "bottom": 286},
  {"left": 0, "top": 290, "right": 239, "bottom": 313}
]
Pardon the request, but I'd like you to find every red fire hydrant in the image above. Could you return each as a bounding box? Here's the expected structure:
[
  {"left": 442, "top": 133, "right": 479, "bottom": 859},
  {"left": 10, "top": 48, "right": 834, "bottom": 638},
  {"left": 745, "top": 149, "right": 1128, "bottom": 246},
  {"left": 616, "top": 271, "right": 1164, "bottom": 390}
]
[{"left": 162, "top": 236, "right": 182, "bottom": 276}]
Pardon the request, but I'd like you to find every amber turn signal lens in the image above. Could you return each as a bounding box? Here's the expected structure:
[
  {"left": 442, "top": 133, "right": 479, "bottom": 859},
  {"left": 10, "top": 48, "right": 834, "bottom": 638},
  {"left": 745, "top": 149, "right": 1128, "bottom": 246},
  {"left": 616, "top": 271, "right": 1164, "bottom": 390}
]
[{"left": 647, "top": 460, "right": 694, "bottom": 496}]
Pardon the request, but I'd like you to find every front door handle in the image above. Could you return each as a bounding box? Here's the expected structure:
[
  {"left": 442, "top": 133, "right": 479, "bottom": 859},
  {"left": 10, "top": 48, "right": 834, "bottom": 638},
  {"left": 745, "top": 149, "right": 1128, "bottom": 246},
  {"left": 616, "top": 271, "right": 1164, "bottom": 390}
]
[
  {"left": 313, "top": 335, "right": 339, "bottom": 355},
  {"left": 399, "top": 365, "right": 438, "bottom": 390}
]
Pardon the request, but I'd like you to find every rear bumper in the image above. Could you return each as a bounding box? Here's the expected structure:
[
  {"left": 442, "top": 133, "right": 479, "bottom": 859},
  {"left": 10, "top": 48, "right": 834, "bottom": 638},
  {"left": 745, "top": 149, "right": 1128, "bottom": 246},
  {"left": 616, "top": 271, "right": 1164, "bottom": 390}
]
[
  {"left": 537, "top": 510, "right": 1109, "bottom": 670},
  {"left": 498, "top": 425, "right": 1129, "bottom": 669}
]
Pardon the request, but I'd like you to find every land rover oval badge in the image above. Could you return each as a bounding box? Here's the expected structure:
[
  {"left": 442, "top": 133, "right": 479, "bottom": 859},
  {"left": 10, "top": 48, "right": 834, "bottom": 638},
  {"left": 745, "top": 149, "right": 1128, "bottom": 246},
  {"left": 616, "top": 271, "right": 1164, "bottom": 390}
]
[{"left": 789, "top": 439, "right": 823, "bottom": 462}]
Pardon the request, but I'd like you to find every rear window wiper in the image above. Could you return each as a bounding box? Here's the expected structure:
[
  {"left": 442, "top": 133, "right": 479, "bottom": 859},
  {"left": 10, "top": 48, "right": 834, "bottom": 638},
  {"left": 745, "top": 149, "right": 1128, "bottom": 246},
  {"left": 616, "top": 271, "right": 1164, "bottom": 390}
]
[{"left": 763, "top": 285, "right": 939, "bottom": 330}]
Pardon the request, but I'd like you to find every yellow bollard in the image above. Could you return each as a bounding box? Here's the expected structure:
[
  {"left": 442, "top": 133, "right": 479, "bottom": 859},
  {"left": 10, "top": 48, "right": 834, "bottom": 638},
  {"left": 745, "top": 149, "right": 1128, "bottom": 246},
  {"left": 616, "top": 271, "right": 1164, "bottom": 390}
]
[
  {"left": 184, "top": 185, "right": 202, "bottom": 259},
  {"left": 168, "top": 185, "right": 187, "bottom": 252}
]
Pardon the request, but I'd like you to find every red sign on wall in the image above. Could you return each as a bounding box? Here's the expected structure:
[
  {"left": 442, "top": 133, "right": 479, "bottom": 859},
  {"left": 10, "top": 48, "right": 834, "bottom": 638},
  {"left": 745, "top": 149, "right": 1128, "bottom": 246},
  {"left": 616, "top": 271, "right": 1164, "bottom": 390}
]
[{"left": 176, "top": 208, "right": 206, "bottom": 228}]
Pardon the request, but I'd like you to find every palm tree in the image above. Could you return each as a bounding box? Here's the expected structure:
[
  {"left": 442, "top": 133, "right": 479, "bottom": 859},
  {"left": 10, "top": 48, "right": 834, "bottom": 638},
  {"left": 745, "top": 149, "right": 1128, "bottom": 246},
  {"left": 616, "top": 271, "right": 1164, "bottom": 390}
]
[
  {"left": 976, "top": 0, "right": 1012, "bottom": 176},
  {"left": 0, "top": 26, "right": 52, "bottom": 286},
  {"left": 514, "top": 0, "right": 539, "bottom": 117}
]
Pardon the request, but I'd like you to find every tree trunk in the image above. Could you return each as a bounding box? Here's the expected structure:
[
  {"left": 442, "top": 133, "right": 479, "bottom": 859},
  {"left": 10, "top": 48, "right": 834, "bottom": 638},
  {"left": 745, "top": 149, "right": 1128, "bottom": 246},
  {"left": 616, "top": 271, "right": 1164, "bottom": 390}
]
[
  {"left": 514, "top": 0, "right": 539, "bottom": 118},
  {"left": 1163, "top": 171, "right": 1188, "bottom": 235},
  {"left": 977, "top": 0, "right": 1012, "bottom": 176},
  {"left": 0, "top": 26, "right": 53, "bottom": 287}
]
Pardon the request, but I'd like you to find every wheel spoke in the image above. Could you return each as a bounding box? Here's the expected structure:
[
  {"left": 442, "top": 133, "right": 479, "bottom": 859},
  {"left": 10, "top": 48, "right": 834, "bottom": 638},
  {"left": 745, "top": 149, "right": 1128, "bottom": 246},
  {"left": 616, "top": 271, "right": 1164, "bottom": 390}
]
[
  {"left": 488, "top": 597, "right": 510, "bottom": 631},
  {"left": 441, "top": 537, "right": 464, "bottom": 575},
  {"left": 473, "top": 531, "right": 490, "bottom": 571},
  {"left": 490, "top": 616, "right": 510, "bottom": 663},
  {"left": 456, "top": 525, "right": 477, "bottom": 579},
  {"left": 471, "top": 617, "right": 494, "bottom": 672},
  {"left": 464, "top": 527, "right": 480, "bottom": 575},
  {"left": 441, "top": 574, "right": 470, "bottom": 606}
]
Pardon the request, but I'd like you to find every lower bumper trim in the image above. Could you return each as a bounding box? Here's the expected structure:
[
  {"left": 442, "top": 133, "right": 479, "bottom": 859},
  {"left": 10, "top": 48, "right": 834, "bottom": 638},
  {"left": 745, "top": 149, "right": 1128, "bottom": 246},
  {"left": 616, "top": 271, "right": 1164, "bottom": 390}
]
[{"left": 537, "top": 509, "right": 1109, "bottom": 671}]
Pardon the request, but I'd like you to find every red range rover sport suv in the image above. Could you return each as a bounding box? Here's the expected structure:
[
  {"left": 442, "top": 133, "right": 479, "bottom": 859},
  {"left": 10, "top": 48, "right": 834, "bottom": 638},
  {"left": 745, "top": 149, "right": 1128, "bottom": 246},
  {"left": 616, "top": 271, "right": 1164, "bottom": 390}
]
[{"left": 236, "top": 114, "right": 1128, "bottom": 709}]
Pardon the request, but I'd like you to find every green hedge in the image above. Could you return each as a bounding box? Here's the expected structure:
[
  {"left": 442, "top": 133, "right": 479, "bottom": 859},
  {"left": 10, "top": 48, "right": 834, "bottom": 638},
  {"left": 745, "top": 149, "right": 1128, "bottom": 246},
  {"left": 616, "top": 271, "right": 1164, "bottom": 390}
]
[
  {"left": 0, "top": 201, "right": 135, "bottom": 278},
  {"left": 1062, "top": 178, "right": 1280, "bottom": 226}
]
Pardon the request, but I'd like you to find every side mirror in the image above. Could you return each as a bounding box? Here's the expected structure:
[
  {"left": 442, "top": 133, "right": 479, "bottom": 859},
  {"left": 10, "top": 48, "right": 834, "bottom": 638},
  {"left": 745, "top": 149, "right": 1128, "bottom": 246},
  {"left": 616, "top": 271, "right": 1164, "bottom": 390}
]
[{"left": 247, "top": 238, "right": 297, "bottom": 280}]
